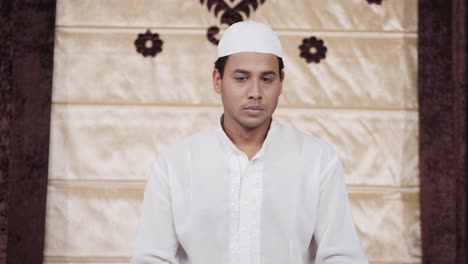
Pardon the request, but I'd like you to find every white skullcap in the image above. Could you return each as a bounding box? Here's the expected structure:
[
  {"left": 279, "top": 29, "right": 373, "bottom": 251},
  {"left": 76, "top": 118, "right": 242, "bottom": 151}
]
[{"left": 218, "top": 21, "right": 282, "bottom": 58}]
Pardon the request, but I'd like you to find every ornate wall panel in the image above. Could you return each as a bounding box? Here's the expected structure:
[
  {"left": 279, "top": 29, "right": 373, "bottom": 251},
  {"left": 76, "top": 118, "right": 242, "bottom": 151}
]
[
  {"left": 53, "top": 29, "right": 417, "bottom": 109},
  {"left": 44, "top": 184, "right": 419, "bottom": 263},
  {"left": 49, "top": 106, "right": 417, "bottom": 186},
  {"left": 45, "top": 183, "right": 142, "bottom": 263},
  {"left": 46, "top": 0, "right": 420, "bottom": 263},
  {"left": 350, "top": 191, "right": 420, "bottom": 263},
  {"left": 56, "top": 0, "right": 417, "bottom": 31}
]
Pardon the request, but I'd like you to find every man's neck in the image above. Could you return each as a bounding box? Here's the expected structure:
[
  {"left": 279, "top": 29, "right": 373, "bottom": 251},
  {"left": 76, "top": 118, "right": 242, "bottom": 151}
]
[{"left": 221, "top": 116, "right": 271, "bottom": 160}]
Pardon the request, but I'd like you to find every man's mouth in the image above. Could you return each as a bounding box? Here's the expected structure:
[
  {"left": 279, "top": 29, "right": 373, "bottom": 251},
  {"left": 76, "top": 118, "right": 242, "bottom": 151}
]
[{"left": 244, "top": 105, "right": 264, "bottom": 115}]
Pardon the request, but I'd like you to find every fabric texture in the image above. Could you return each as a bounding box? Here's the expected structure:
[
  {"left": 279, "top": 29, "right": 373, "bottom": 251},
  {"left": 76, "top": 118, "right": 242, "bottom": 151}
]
[
  {"left": 418, "top": 0, "right": 467, "bottom": 263},
  {"left": 0, "top": 0, "right": 56, "bottom": 263},
  {"left": 132, "top": 120, "right": 367, "bottom": 264}
]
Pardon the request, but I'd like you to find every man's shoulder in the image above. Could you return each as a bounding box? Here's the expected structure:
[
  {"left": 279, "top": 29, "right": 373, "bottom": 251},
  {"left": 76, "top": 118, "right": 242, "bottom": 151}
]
[
  {"left": 274, "top": 122, "right": 338, "bottom": 157},
  {"left": 273, "top": 122, "right": 321, "bottom": 145}
]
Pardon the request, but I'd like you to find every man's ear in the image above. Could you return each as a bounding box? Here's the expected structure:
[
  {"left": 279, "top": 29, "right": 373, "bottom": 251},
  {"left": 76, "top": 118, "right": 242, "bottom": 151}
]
[{"left": 213, "top": 69, "right": 222, "bottom": 94}]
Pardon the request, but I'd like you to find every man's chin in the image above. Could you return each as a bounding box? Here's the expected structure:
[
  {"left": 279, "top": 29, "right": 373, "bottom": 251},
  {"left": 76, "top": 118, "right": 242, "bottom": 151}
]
[{"left": 238, "top": 116, "right": 271, "bottom": 130}]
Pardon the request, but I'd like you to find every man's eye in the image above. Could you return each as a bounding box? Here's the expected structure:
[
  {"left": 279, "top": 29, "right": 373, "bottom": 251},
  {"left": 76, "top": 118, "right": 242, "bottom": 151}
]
[
  {"left": 262, "top": 77, "right": 273, "bottom": 83},
  {"left": 235, "top": 76, "right": 247, "bottom": 82}
]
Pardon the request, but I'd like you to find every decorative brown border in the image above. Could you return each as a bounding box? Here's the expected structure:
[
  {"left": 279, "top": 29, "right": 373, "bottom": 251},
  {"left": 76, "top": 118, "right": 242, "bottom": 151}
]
[
  {"left": 200, "top": 0, "right": 266, "bottom": 45},
  {"left": 418, "top": 0, "right": 467, "bottom": 263},
  {"left": 0, "top": 1, "right": 56, "bottom": 263}
]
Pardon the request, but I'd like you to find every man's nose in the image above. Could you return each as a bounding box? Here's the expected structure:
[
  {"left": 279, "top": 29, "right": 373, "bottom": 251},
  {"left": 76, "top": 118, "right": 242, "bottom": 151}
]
[{"left": 248, "top": 79, "right": 262, "bottom": 99}]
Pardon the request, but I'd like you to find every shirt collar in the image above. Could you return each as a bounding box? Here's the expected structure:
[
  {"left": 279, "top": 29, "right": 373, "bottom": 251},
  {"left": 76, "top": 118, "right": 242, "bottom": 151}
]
[{"left": 216, "top": 115, "right": 277, "bottom": 159}]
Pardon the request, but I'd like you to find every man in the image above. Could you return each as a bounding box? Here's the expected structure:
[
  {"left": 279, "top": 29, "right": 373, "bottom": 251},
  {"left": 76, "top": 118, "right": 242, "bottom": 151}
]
[{"left": 132, "top": 21, "right": 367, "bottom": 264}]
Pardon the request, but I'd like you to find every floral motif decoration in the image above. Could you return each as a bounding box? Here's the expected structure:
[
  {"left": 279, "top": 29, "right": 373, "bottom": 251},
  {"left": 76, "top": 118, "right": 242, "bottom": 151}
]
[
  {"left": 299, "top": 36, "right": 327, "bottom": 64},
  {"left": 366, "top": 0, "right": 385, "bottom": 5},
  {"left": 134, "top": 30, "right": 164, "bottom": 57},
  {"left": 200, "top": 0, "right": 266, "bottom": 45},
  {"left": 207, "top": 26, "right": 221, "bottom": 45}
]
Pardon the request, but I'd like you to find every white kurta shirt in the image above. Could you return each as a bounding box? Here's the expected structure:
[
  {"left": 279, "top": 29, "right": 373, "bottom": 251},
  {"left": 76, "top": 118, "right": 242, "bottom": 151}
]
[{"left": 132, "top": 120, "right": 368, "bottom": 264}]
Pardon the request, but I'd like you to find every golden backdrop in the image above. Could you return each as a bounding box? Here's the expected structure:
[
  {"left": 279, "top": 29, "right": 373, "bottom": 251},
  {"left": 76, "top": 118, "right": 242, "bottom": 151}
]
[{"left": 45, "top": 1, "right": 420, "bottom": 263}]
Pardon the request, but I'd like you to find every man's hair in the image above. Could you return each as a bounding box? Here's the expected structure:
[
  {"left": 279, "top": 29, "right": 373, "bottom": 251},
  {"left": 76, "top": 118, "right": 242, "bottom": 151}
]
[{"left": 214, "top": 55, "right": 284, "bottom": 79}]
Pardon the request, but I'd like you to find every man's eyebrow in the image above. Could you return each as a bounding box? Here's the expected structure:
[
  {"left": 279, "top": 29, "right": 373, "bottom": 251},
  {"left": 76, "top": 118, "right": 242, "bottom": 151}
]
[
  {"left": 261, "top": 71, "right": 277, "bottom": 76},
  {"left": 232, "top": 69, "right": 250, "bottom": 75},
  {"left": 232, "top": 69, "right": 277, "bottom": 76}
]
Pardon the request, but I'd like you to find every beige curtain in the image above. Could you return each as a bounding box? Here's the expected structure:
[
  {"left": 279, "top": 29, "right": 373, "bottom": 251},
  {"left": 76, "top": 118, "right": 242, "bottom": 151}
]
[{"left": 45, "top": 1, "right": 420, "bottom": 263}]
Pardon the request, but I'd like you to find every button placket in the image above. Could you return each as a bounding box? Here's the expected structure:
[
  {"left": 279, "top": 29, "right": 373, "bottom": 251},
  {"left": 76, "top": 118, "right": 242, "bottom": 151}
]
[
  {"left": 237, "top": 156, "right": 263, "bottom": 264},
  {"left": 238, "top": 153, "right": 250, "bottom": 263}
]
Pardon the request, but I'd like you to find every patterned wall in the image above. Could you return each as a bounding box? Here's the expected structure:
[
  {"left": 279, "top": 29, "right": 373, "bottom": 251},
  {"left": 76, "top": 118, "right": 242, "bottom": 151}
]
[{"left": 45, "top": 1, "right": 420, "bottom": 263}]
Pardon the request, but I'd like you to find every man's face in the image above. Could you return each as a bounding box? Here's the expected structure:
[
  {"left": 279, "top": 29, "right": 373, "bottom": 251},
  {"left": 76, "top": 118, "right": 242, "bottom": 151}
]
[{"left": 213, "top": 52, "right": 284, "bottom": 131}]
